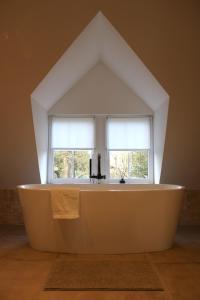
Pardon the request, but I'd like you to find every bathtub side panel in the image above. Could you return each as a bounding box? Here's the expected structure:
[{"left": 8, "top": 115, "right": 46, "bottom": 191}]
[
  {"left": 18, "top": 188, "right": 184, "bottom": 253},
  {"left": 18, "top": 189, "right": 67, "bottom": 251}
]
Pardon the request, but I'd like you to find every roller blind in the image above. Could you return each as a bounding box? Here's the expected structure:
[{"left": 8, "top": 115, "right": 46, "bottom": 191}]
[
  {"left": 107, "top": 117, "right": 150, "bottom": 150},
  {"left": 51, "top": 117, "right": 95, "bottom": 149}
]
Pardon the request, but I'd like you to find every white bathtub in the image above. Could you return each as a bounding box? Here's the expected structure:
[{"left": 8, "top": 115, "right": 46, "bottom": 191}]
[{"left": 18, "top": 184, "right": 185, "bottom": 253}]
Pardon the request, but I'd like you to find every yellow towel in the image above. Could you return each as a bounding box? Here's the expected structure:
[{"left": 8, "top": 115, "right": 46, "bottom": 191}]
[{"left": 50, "top": 189, "right": 80, "bottom": 219}]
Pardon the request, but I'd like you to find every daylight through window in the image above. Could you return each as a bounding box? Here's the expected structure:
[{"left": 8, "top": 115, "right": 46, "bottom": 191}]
[
  {"left": 107, "top": 117, "right": 151, "bottom": 180},
  {"left": 50, "top": 117, "right": 94, "bottom": 180},
  {"left": 49, "top": 116, "right": 153, "bottom": 183}
]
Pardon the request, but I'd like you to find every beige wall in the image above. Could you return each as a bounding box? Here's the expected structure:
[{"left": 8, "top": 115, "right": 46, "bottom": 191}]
[{"left": 0, "top": 0, "right": 199, "bottom": 188}]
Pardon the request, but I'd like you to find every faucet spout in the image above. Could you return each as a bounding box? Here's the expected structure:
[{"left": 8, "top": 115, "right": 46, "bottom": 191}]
[{"left": 89, "top": 153, "right": 106, "bottom": 183}]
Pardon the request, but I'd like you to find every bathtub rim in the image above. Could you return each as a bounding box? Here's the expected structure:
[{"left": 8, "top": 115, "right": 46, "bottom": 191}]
[{"left": 17, "top": 183, "right": 185, "bottom": 192}]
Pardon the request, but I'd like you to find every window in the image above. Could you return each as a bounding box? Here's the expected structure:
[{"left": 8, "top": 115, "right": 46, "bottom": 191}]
[
  {"left": 48, "top": 116, "right": 153, "bottom": 183},
  {"left": 107, "top": 117, "right": 152, "bottom": 182},
  {"left": 49, "top": 117, "right": 95, "bottom": 182}
]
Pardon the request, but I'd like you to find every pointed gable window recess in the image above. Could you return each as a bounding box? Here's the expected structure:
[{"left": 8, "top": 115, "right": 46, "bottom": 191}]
[{"left": 31, "top": 12, "right": 169, "bottom": 184}]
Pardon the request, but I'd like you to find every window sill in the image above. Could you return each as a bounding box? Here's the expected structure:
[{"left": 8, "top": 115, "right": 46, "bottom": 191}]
[{"left": 49, "top": 178, "right": 153, "bottom": 185}]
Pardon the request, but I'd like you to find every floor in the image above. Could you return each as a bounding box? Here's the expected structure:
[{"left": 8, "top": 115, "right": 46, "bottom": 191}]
[{"left": 0, "top": 226, "right": 200, "bottom": 300}]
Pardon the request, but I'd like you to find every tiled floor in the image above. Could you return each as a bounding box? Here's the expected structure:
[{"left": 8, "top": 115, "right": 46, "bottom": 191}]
[{"left": 0, "top": 225, "right": 199, "bottom": 300}]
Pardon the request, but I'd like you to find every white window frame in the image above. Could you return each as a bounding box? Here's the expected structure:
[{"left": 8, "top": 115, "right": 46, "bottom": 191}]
[
  {"left": 106, "top": 116, "right": 154, "bottom": 184},
  {"left": 48, "top": 115, "right": 154, "bottom": 184},
  {"left": 48, "top": 115, "right": 96, "bottom": 184}
]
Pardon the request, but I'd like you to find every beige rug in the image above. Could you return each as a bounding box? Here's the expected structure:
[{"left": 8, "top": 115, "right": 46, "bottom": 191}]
[{"left": 44, "top": 258, "right": 164, "bottom": 291}]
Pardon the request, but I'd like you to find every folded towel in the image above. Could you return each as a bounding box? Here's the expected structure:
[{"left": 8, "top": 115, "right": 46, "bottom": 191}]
[{"left": 50, "top": 189, "right": 80, "bottom": 219}]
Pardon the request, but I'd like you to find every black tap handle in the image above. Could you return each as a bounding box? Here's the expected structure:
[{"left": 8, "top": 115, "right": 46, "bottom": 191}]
[
  {"left": 89, "top": 158, "right": 92, "bottom": 178},
  {"left": 97, "top": 153, "right": 101, "bottom": 176}
]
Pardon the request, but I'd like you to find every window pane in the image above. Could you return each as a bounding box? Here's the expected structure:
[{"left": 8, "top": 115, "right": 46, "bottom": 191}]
[
  {"left": 109, "top": 151, "right": 129, "bottom": 178},
  {"left": 109, "top": 150, "right": 148, "bottom": 179},
  {"left": 74, "top": 151, "right": 91, "bottom": 179},
  {"left": 129, "top": 150, "right": 148, "bottom": 178},
  {"left": 53, "top": 150, "right": 91, "bottom": 179},
  {"left": 107, "top": 118, "right": 150, "bottom": 150},
  {"left": 53, "top": 150, "right": 73, "bottom": 179},
  {"left": 52, "top": 118, "right": 95, "bottom": 149}
]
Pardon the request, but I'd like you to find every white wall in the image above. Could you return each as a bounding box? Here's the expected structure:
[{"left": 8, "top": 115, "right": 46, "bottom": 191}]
[
  {"left": 154, "top": 100, "right": 169, "bottom": 183},
  {"left": 49, "top": 62, "right": 153, "bottom": 115},
  {"left": 33, "top": 62, "right": 170, "bottom": 184},
  {"left": 31, "top": 62, "right": 153, "bottom": 184},
  {"left": 31, "top": 99, "right": 48, "bottom": 184}
]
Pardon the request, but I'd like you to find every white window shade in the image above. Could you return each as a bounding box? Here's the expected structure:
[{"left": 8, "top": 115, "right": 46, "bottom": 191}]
[
  {"left": 51, "top": 117, "right": 95, "bottom": 149},
  {"left": 107, "top": 117, "right": 150, "bottom": 150}
]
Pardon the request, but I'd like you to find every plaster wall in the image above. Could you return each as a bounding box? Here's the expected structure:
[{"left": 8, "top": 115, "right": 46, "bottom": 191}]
[
  {"left": 31, "top": 100, "right": 48, "bottom": 184},
  {"left": 49, "top": 62, "right": 152, "bottom": 115},
  {"left": 0, "top": 0, "right": 199, "bottom": 188}
]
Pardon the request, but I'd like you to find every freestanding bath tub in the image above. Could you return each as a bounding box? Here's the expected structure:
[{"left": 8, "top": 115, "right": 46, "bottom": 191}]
[{"left": 18, "top": 184, "right": 185, "bottom": 253}]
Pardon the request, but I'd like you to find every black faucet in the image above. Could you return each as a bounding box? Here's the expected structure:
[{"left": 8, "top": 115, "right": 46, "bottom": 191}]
[{"left": 89, "top": 153, "right": 106, "bottom": 182}]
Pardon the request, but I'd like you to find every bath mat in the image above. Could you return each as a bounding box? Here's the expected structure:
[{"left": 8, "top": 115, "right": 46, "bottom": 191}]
[{"left": 44, "top": 258, "right": 164, "bottom": 291}]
